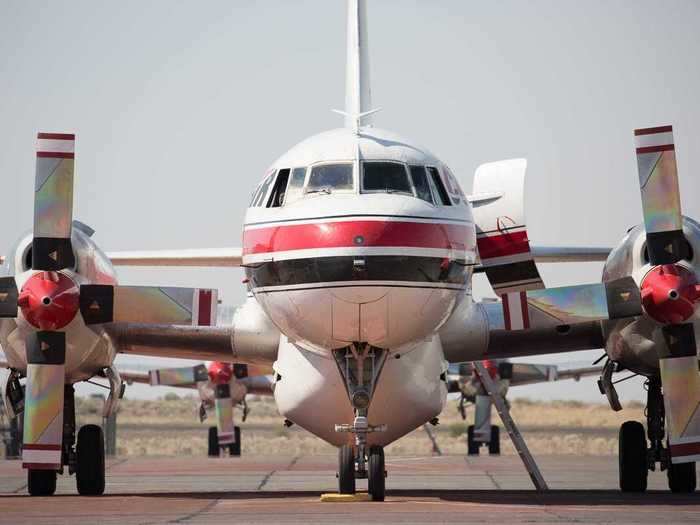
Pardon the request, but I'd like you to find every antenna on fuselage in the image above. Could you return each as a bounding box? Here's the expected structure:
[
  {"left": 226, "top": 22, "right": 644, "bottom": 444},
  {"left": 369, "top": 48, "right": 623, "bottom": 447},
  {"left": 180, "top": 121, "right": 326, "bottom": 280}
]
[{"left": 332, "top": 0, "right": 381, "bottom": 134}]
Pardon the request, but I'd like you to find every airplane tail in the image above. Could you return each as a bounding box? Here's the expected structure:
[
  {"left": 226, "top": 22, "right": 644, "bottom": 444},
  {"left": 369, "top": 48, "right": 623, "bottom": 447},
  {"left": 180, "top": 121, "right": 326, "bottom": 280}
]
[{"left": 334, "top": 0, "right": 380, "bottom": 132}]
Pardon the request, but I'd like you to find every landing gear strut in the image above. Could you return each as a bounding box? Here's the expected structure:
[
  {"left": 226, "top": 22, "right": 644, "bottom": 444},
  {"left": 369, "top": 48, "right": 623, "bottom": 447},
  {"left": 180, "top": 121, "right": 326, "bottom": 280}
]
[
  {"left": 618, "top": 377, "right": 696, "bottom": 492},
  {"left": 333, "top": 344, "right": 388, "bottom": 501}
]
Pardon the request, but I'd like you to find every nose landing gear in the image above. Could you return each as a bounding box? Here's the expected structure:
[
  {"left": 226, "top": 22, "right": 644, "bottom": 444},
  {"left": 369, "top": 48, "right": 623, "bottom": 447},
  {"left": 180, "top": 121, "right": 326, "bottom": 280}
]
[
  {"left": 336, "top": 417, "right": 387, "bottom": 500},
  {"left": 333, "top": 344, "right": 388, "bottom": 501}
]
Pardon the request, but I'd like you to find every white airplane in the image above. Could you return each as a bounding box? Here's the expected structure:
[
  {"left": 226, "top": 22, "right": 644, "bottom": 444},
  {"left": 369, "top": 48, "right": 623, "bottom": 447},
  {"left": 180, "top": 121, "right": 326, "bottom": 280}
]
[{"left": 0, "top": 0, "right": 698, "bottom": 500}]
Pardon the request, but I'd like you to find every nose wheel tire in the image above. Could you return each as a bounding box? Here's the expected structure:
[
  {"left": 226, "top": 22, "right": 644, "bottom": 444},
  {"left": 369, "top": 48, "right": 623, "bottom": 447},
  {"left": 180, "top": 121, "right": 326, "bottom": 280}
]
[
  {"left": 667, "top": 461, "right": 697, "bottom": 493},
  {"left": 229, "top": 426, "right": 241, "bottom": 457},
  {"left": 338, "top": 444, "right": 356, "bottom": 494},
  {"left": 28, "top": 469, "right": 57, "bottom": 496},
  {"left": 208, "top": 427, "right": 219, "bottom": 457},
  {"left": 488, "top": 426, "right": 500, "bottom": 455},
  {"left": 368, "top": 446, "right": 385, "bottom": 501},
  {"left": 619, "top": 421, "right": 648, "bottom": 492},
  {"left": 76, "top": 424, "right": 105, "bottom": 495},
  {"left": 467, "top": 425, "right": 479, "bottom": 455}
]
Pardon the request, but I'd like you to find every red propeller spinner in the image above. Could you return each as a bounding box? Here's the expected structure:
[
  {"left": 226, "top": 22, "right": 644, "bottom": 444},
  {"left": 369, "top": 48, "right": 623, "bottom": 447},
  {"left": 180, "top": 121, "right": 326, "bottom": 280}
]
[
  {"left": 640, "top": 264, "right": 700, "bottom": 325},
  {"left": 17, "top": 272, "right": 80, "bottom": 331},
  {"left": 208, "top": 361, "right": 233, "bottom": 385}
]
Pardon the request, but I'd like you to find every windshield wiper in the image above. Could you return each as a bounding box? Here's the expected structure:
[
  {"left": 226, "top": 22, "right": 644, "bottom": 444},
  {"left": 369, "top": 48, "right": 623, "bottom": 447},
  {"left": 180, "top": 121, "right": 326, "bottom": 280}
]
[{"left": 305, "top": 187, "right": 332, "bottom": 195}]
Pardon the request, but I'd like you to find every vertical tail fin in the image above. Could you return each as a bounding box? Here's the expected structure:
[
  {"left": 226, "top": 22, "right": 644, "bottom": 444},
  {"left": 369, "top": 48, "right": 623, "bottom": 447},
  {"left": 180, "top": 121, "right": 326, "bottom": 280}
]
[{"left": 343, "top": 0, "right": 375, "bottom": 131}]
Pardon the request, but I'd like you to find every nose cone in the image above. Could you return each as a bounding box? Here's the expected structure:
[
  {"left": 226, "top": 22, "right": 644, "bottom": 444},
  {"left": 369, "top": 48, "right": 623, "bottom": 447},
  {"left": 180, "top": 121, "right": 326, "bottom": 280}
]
[
  {"left": 208, "top": 361, "right": 233, "bottom": 385},
  {"left": 18, "top": 271, "right": 79, "bottom": 330},
  {"left": 640, "top": 264, "right": 700, "bottom": 324}
]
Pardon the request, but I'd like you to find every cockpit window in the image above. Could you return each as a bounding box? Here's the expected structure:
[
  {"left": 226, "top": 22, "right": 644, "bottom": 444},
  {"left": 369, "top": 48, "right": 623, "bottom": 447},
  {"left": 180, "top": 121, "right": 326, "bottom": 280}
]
[
  {"left": 427, "top": 167, "right": 451, "bottom": 205},
  {"left": 284, "top": 167, "right": 307, "bottom": 204},
  {"left": 408, "top": 166, "right": 433, "bottom": 203},
  {"left": 362, "top": 162, "right": 412, "bottom": 194},
  {"left": 267, "top": 168, "right": 290, "bottom": 208},
  {"left": 250, "top": 171, "right": 275, "bottom": 207},
  {"left": 307, "top": 163, "right": 353, "bottom": 193}
]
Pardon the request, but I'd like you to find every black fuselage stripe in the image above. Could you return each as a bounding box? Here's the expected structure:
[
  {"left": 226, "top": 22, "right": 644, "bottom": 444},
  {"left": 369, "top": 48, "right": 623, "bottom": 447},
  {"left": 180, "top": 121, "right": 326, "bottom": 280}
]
[
  {"left": 245, "top": 255, "right": 470, "bottom": 288},
  {"left": 252, "top": 283, "right": 467, "bottom": 293}
]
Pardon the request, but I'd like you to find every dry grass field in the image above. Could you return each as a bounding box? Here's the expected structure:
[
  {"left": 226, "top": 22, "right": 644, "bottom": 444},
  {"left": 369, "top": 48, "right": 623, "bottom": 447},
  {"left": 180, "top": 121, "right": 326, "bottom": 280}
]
[{"left": 74, "top": 394, "right": 645, "bottom": 458}]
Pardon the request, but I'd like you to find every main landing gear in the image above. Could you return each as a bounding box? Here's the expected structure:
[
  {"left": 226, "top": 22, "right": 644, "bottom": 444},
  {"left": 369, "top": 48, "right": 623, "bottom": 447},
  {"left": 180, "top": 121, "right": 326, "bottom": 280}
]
[
  {"left": 207, "top": 426, "right": 241, "bottom": 457},
  {"left": 27, "top": 385, "right": 106, "bottom": 496},
  {"left": 618, "top": 377, "right": 696, "bottom": 493},
  {"left": 334, "top": 344, "right": 388, "bottom": 501}
]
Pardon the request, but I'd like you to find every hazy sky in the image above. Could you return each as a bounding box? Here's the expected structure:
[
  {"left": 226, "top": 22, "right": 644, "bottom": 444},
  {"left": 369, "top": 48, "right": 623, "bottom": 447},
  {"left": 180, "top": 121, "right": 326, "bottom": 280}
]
[{"left": 2, "top": 1, "right": 700, "bottom": 402}]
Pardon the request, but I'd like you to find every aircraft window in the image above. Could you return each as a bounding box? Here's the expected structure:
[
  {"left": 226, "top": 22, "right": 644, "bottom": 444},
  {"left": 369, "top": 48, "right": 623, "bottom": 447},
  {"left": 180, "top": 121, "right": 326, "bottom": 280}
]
[
  {"left": 307, "top": 163, "right": 353, "bottom": 193},
  {"left": 284, "top": 167, "right": 307, "bottom": 204},
  {"left": 427, "top": 167, "right": 451, "bottom": 205},
  {"left": 408, "top": 165, "right": 433, "bottom": 203},
  {"left": 362, "top": 162, "right": 412, "bottom": 194},
  {"left": 251, "top": 171, "right": 275, "bottom": 207},
  {"left": 267, "top": 168, "right": 290, "bottom": 208}
]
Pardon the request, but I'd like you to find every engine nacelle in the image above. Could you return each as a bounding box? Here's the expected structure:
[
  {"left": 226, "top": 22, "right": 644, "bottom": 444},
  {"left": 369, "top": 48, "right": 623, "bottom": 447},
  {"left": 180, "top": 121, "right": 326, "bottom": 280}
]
[{"left": 602, "top": 217, "right": 700, "bottom": 375}]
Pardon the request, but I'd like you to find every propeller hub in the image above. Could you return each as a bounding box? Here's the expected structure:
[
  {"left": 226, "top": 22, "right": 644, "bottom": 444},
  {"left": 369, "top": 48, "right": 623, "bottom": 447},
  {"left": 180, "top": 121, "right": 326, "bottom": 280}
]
[
  {"left": 18, "top": 271, "right": 80, "bottom": 330},
  {"left": 207, "top": 361, "right": 233, "bottom": 385},
  {"left": 640, "top": 264, "right": 700, "bottom": 324}
]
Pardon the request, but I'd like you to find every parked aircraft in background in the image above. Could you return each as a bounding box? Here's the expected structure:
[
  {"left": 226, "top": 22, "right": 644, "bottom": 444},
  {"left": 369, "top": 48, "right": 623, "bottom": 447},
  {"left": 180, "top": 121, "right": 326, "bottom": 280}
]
[
  {"left": 447, "top": 360, "right": 601, "bottom": 455},
  {"left": 1, "top": 0, "right": 698, "bottom": 500},
  {"left": 123, "top": 361, "right": 272, "bottom": 457}
]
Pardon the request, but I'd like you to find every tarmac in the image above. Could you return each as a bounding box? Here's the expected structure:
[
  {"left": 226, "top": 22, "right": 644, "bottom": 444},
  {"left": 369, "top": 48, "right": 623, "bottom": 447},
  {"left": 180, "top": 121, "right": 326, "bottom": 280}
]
[{"left": 0, "top": 454, "right": 697, "bottom": 524}]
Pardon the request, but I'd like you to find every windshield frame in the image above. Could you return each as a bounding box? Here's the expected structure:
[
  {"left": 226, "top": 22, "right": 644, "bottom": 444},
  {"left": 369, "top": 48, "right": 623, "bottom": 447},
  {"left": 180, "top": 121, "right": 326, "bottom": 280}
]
[
  {"left": 360, "top": 160, "right": 415, "bottom": 196},
  {"left": 305, "top": 161, "right": 355, "bottom": 194}
]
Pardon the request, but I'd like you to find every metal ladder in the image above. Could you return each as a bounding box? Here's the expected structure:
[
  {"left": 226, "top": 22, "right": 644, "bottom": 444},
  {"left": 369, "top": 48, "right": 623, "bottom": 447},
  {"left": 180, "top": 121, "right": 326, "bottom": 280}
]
[{"left": 473, "top": 361, "right": 548, "bottom": 491}]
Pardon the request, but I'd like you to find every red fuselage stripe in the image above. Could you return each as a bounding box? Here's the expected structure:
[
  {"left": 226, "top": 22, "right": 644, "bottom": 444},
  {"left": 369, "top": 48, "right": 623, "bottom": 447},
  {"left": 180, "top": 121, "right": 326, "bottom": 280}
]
[
  {"left": 477, "top": 230, "right": 530, "bottom": 260},
  {"left": 243, "top": 220, "right": 472, "bottom": 255}
]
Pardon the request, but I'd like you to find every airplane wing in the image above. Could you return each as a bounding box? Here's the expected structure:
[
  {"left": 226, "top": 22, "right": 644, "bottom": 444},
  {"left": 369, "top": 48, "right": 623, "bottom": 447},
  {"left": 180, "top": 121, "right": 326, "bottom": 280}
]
[
  {"left": 507, "top": 362, "right": 602, "bottom": 387},
  {"left": 117, "top": 370, "right": 152, "bottom": 385},
  {"left": 529, "top": 246, "right": 611, "bottom": 263},
  {"left": 108, "top": 323, "right": 277, "bottom": 365},
  {"left": 107, "top": 247, "right": 242, "bottom": 267},
  {"left": 107, "top": 297, "right": 281, "bottom": 366}
]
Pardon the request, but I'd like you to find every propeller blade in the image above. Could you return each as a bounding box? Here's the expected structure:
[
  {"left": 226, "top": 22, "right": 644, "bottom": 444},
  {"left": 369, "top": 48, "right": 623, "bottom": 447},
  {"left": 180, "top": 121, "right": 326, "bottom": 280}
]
[
  {"left": 214, "top": 383, "right": 235, "bottom": 446},
  {"left": 502, "top": 277, "right": 642, "bottom": 330},
  {"left": 0, "top": 276, "right": 18, "bottom": 317},
  {"left": 148, "top": 364, "right": 208, "bottom": 386},
  {"left": 22, "top": 331, "right": 66, "bottom": 470},
  {"left": 79, "top": 285, "right": 217, "bottom": 326},
  {"left": 659, "top": 324, "right": 700, "bottom": 463},
  {"left": 32, "top": 133, "right": 75, "bottom": 271},
  {"left": 634, "top": 125, "right": 688, "bottom": 265}
]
